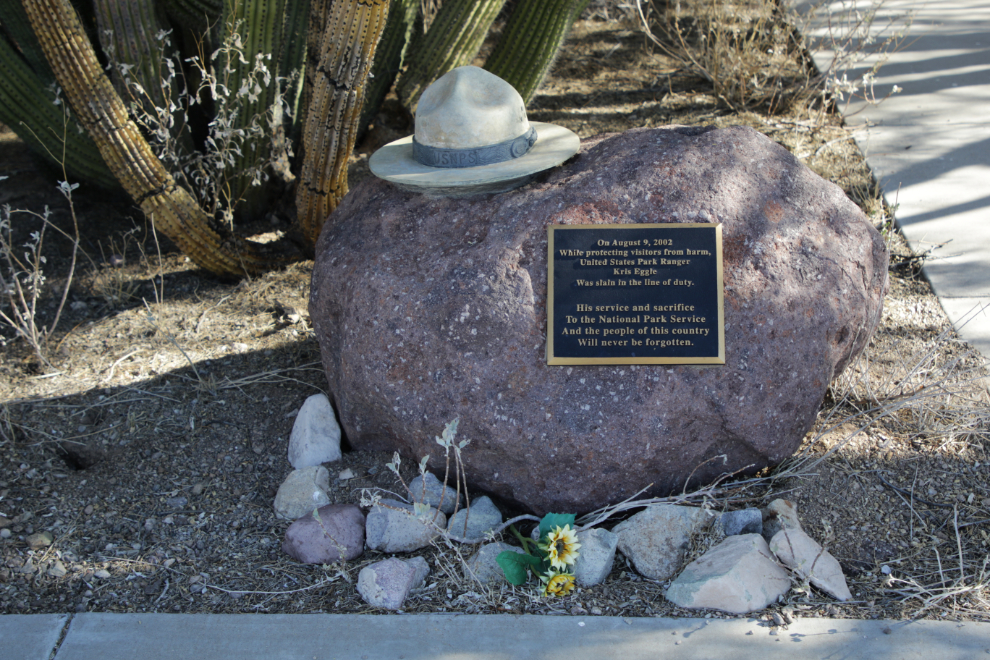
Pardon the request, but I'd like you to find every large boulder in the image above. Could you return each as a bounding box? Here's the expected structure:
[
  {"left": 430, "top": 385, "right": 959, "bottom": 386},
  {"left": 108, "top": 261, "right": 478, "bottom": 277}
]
[{"left": 310, "top": 125, "right": 888, "bottom": 514}]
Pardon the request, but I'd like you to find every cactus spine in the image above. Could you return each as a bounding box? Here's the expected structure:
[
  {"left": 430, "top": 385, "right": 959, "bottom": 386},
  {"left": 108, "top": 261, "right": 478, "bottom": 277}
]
[
  {"left": 395, "top": 0, "right": 506, "bottom": 111},
  {"left": 485, "top": 0, "right": 590, "bottom": 104}
]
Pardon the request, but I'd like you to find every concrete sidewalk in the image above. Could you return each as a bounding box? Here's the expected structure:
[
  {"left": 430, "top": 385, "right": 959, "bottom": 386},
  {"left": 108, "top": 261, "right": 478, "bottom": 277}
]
[
  {"left": 3, "top": 613, "right": 989, "bottom": 660},
  {"left": 794, "top": 0, "right": 990, "bottom": 359}
]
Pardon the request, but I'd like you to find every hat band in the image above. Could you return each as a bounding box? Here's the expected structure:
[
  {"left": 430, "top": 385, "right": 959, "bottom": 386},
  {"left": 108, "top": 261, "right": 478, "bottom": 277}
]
[{"left": 412, "top": 126, "right": 537, "bottom": 169}]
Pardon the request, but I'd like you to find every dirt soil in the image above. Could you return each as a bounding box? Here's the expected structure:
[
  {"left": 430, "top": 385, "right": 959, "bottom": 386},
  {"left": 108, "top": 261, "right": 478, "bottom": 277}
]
[{"left": 1, "top": 5, "right": 988, "bottom": 623}]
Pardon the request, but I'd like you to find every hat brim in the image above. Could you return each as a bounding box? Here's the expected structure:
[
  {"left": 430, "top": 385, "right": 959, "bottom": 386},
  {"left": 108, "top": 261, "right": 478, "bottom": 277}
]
[{"left": 368, "top": 122, "right": 580, "bottom": 196}]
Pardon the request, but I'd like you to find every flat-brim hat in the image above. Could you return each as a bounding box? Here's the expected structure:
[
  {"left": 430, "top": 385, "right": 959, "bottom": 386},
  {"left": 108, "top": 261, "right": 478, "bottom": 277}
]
[{"left": 369, "top": 66, "right": 580, "bottom": 196}]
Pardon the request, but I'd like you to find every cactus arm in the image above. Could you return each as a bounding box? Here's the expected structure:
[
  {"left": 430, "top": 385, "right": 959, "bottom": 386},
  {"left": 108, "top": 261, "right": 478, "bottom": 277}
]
[
  {"left": 485, "top": 0, "right": 589, "bottom": 105},
  {"left": 395, "top": 0, "right": 506, "bottom": 111},
  {"left": 0, "top": 18, "right": 117, "bottom": 187},
  {"left": 356, "top": 0, "right": 417, "bottom": 140},
  {"left": 277, "top": 0, "right": 309, "bottom": 143},
  {"left": 295, "top": 0, "right": 390, "bottom": 246},
  {"left": 158, "top": 0, "right": 223, "bottom": 33},
  {"left": 22, "top": 0, "right": 299, "bottom": 277}
]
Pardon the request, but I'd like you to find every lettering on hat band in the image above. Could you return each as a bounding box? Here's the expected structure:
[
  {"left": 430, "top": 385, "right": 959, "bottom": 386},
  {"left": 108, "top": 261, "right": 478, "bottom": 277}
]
[{"left": 412, "top": 126, "right": 538, "bottom": 169}]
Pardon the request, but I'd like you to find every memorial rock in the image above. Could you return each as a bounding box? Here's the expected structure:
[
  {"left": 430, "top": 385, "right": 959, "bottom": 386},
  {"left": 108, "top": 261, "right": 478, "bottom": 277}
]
[{"left": 310, "top": 125, "right": 888, "bottom": 514}]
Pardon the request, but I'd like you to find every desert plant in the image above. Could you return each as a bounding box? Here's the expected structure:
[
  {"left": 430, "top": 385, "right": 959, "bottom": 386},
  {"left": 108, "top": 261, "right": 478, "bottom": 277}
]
[
  {"left": 634, "top": 0, "right": 911, "bottom": 116},
  {"left": 1, "top": 0, "right": 590, "bottom": 277},
  {"left": 0, "top": 177, "right": 81, "bottom": 368}
]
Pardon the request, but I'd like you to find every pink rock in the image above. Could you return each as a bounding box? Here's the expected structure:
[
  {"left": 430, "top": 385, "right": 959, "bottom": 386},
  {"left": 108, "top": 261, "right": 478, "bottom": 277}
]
[
  {"left": 357, "top": 558, "right": 417, "bottom": 610},
  {"left": 310, "top": 125, "right": 888, "bottom": 514},
  {"left": 282, "top": 504, "right": 365, "bottom": 564},
  {"left": 666, "top": 534, "right": 791, "bottom": 614},
  {"left": 770, "top": 527, "right": 852, "bottom": 601}
]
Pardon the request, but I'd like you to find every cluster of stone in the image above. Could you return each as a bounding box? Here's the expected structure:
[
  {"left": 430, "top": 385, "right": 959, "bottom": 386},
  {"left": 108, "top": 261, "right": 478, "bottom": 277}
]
[
  {"left": 274, "top": 395, "right": 847, "bottom": 614},
  {"left": 654, "top": 499, "right": 851, "bottom": 614}
]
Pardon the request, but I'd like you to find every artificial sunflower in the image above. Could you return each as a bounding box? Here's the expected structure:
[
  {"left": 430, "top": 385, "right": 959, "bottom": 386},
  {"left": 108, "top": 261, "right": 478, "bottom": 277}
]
[
  {"left": 541, "top": 571, "right": 577, "bottom": 597},
  {"left": 542, "top": 524, "right": 581, "bottom": 570}
]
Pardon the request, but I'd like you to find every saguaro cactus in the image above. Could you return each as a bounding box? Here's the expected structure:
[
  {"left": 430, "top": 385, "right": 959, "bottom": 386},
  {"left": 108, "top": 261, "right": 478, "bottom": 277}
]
[
  {"left": 295, "top": 0, "right": 390, "bottom": 246},
  {"left": 395, "top": 0, "right": 506, "bottom": 111},
  {"left": 485, "top": 0, "right": 591, "bottom": 104},
  {"left": 22, "top": 0, "right": 297, "bottom": 277},
  {"left": 0, "top": 0, "right": 116, "bottom": 187}
]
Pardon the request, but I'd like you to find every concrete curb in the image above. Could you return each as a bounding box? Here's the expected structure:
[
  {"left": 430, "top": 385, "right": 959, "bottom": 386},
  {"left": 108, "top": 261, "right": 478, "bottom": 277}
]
[{"left": 4, "top": 613, "right": 988, "bottom": 660}]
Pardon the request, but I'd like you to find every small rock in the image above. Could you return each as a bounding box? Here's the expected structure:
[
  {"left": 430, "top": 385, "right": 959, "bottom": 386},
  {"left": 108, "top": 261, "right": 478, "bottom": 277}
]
[
  {"left": 338, "top": 468, "right": 355, "bottom": 480},
  {"left": 83, "top": 505, "right": 94, "bottom": 516},
  {"left": 274, "top": 466, "right": 332, "bottom": 520},
  {"left": 165, "top": 496, "right": 188, "bottom": 509},
  {"left": 719, "top": 509, "right": 762, "bottom": 537},
  {"left": 357, "top": 558, "right": 417, "bottom": 610},
  {"left": 665, "top": 534, "right": 791, "bottom": 614},
  {"left": 771, "top": 612, "right": 786, "bottom": 627},
  {"left": 48, "top": 560, "right": 68, "bottom": 578},
  {"left": 191, "top": 483, "right": 204, "bottom": 496},
  {"left": 26, "top": 531, "right": 53, "bottom": 550},
  {"left": 94, "top": 569, "right": 111, "bottom": 579},
  {"left": 409, "top": 472, "right": 461, "bottom": 515},
  {"left": 614, "top": 505, "right": 710, "bottom": 580},
  {"left": 880, "top": 565, "right": 892, "bottom": 575},
  {"left": 282, "top": 504, "right": 365, "bottom": 564},
  {"left": 571, "top": 605, "right": 588, "bottom": 616},
  {"left": 447, "top": 496, "right": 501, "bottom": 539},
  {"left": 573, "top": 527, "right": 619, "bottom": 587},
  {"left": 770, "top": 528, "right": 852, "bottom": 601},
  {"left": 287, "top": 394, "right": 342, "bottom": 469},
  {"left": 590, "top": 606, "right": 603, "bottom": 615},
  {"left": 405, "top": 556, "right": 430, "bottom": 592},
  {"left": 365, "top": 499, "right": 445, "bottom": 553},
  {"left": 463, "top": 542, "right": 525, "bottom": 585},
  {"left": 0, "top": 515, "right": 11, "bottom": 528},
  {"left": 761, "top": 499, "right": 802, "bottom": 543},
  {"left": 0, "top": 529, "right": 10, "bottom": 539}
]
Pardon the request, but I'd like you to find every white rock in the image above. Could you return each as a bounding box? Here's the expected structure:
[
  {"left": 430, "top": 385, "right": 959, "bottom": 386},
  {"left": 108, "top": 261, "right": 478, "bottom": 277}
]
[
  {"left": 760, "top": 499, "right": 802, "bottom": 543},
  {"left": 447, "top": 496, "right": 501, "bottom": 539},
  {"left": 274, "top": 466, "right": 332, "bottom": 520},
  {"left": 365, "top": 499, "right": 445, "bottom": 553},
  {"left": 613, "top": 505, "right": 710, "bottom": 580},
  {"left": 573, "top": 527, "right": 619, "bottom": 587},
  {"left": 666, "top": 534, "right": 791, "bottom": 614},
  {"left": 463, "top": 542, "right": 525, "bottom": 585},
  {"left": 409, "top": 472, "right": 461, "bottom": 515},
  {"left": 770, "top": 527, "right": 852, "bottom": 601},
  {"left": 287, "top": 394, "right": 342, "bottom": 469},
  {"left": 356, "top": 558, "right": 417, "bottom": 610}
]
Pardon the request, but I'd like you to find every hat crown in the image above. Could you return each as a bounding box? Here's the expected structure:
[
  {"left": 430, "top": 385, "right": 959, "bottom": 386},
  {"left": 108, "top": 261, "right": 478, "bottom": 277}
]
[{"left": 415, "top": 66, "right": 529, "bottom": 150}]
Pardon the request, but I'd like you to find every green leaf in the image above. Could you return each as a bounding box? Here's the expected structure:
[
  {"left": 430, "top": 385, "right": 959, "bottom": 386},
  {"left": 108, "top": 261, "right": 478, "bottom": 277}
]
[
  {"left": 496, "top": 551, "right": 541, "bottom": 586},
  {"left": 538, "top": 513, "right": 576, "bottom": 541}
]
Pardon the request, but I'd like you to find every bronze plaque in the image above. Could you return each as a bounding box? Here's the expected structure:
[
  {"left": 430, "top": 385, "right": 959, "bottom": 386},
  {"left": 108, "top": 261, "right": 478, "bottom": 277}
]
[{"left": 547, "top": 223, "right": 725, "bottom": 365}]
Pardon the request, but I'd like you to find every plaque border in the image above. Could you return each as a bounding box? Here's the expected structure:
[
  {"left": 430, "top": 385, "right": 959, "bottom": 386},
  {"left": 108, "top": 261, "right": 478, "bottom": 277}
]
[{"left": 546, "top": 223, "right": 725, "bottom": 366}]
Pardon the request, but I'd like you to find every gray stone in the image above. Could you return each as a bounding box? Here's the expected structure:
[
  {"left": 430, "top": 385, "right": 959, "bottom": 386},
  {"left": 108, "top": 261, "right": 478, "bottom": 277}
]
[
  {"left": 573, "top": 527, "right": 619, "bottom": 587},
  {"left": 288, "top": 394, "right": 342, "bottom": 469},
  {"left": 356, "top": 558, "right": 417, "bottom": 610},
  {"left": 613, "top": 505, "right": 710, "bottom": 580},
  {"left": 365, "top": 499, "right": 446, "bottom": 553},
  {"left": 447, "top": 496, "right": 502, "bottom": 540},
  {"left": 463, "top": 542, "right": 525, "bottom": 585},
  {"left": 274, "top": 466, "right": 331, "bottom": 521},
  {"left": 719, "top": 509, "right": 762, "bottom": 537},
  {"left": 409, "top": 472, "right": 461, "bottom": 515},
  {"left": 761, "top": 499, "right": 802, "bottom": 543},
  {"left": 310, "top": 125, "right": 888, "bottom": 514},
  {"left": 25, "top": 531, "right": 53, "bottom": 550},
  {"left": 770, "top": 527, "right": 852, "bottom": 601},
  {"left": 281, "top": 504, "right": 365, "bottom": 564},
  {"left": 665, "top": 534, "right": 791, "bottom": 614}
]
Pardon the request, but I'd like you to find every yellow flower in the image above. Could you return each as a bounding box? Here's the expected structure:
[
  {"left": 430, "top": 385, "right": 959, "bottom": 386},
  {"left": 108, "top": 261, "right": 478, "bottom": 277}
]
[
  {"left": 542, "top": 524, "right": 581, "bottom": 570},
  {"left": 542, "top": 571, "right": 576, "bottom": 597}
]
